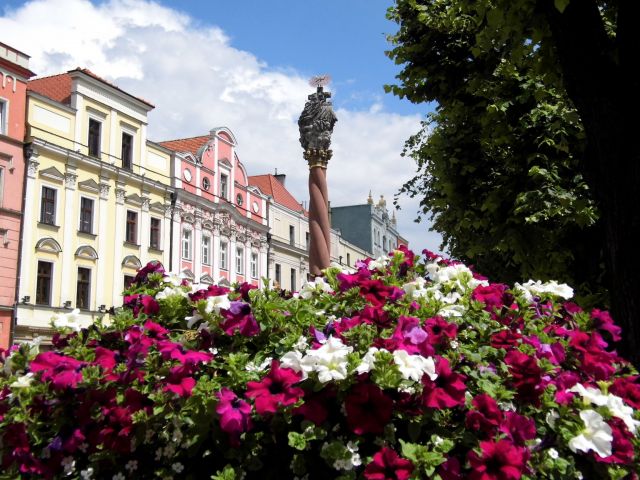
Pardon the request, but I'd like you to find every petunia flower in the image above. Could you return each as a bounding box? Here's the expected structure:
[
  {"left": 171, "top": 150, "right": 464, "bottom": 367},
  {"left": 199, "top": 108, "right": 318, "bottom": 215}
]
[
  {"left": 245, "top": 360, "right": 303, "bottom": 415},
  {"left": 345, "top": 382, "right": 393, "bottom": 435},
  {"left": 467, "top": 439, "right": 529, "bottom": 480},
  {"left": 568, "top": 409, "right": 613, "bottom": 458},
  {"left": 363, "top": 446, "right": 413, "bottom": 480},
  {"left": 216, "top": 388, "right": 252, "bottom": 444}
]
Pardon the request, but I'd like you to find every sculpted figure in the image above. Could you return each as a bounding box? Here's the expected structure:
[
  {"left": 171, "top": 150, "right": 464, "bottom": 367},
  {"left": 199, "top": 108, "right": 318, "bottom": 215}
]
[{"left": 298, "top": 87, "right": 338, "bottom": 152}]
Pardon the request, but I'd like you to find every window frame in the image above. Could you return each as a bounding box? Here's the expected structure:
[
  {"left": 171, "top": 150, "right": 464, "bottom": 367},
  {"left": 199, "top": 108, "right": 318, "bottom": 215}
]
[
  {"left": 182, "top": 228, "right": 192, "bottom": 260},
  {"left": 220, "top": 173, "right": 228, "bottom": 200},
  {"left": 290, "top": 268, "right": 296, "bottom": 290},
  {"left": 149, "top": 217, "right": 161, "bottom": 250},
  {"left": 76, "top": 266, "right": 91, "bottom": 310},
  {"left": 39, "top": 185, "right": 57, "bottom": 225},
  {"left": 289, "top": 225, "right": 295, "bottom": 246},
  {"left": 0, "top": 98, "right": 7, "bottom": 135},
  {"left": 201, "top": 234, "right": 211, "bottom": 265},
  {"left": 236, "top": 246, "right": 244, "bottom": 275},
  {"left": 275, "top": 263, "right": 281, "bottom": 284},
  {"left": 251, "top": 252, "right": 258, "bottom": 278},
  {"left": 36, "top": 260, "right": 53, "bottom": 306},
  {"left": 121, "top": 131, "right": 133, "bottom": 170},
  {"left": 88, "top": 118, "right": 102, "bottom": 158},
  {"left": 124, "top": 275, "right": 135, "bottom": 290},
  {"left": 220, "top": 241, "right": 228, "bottom": 270},
  {"left": 78, "top": 196, "right": 95, "bottom": 234},
  {"left": 125, "top": 210, "right": 138, "bottom": 244}
]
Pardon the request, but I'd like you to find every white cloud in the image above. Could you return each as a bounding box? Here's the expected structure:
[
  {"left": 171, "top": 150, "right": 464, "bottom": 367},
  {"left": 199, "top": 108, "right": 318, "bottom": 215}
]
[{"left": 0, "top": 0, "right": 442, "bottom": 253}]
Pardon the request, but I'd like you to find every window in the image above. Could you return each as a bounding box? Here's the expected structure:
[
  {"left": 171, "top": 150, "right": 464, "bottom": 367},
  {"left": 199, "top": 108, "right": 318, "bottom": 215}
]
[
  {"left": 36, "top": 261, "right": 53, "bottom": 305},
  {"left": 202, "top": 177, "right": 210, "bottom": 190},
  {"left": 182, "top": 229, "right": 192, "bottom": 260},
  {"left": 88, "top": 118, "right": 101, "bottom": 157},
  {"left": 220, "top": 241, "right": 228, "bottom": 270},
  {"left": 0, "top": 168, "right": 4, "bottom": 208},
  {"left": 290, "top": 268, "right": 296, "bottom": 290},
  {"left": 150, "top": 218, "right": 161, "bottom": 249},
  {"left": 79, "top": 197, "right": 94, "bottom": 233},
  {"left": 347, "top": 253, "right": 351, "bottom": 266},
  {"left": 305, "top": 232, "right": 310, "bottom": 249},
  {"left": 121, "top": 132, "right": 133, "bottom": 169},
  {"left": 220, "top": 174, "right": 228, "bottom": 199},
  {"left": 0, "top": 100, "right": 6, "bottom": 134},
  {"left": 251, "top": 252, "right": 258, "bottom": 278},
  {"left": 236, "top": 247, "right": 244, "bottom": 274},
  {"left": 124, "top": 275, "right": 135, "bottom": 290},
  {"left": 275, "top": 263, "right": 281, "bottom": 284},
  {"left": 125, "top": 211, "right": 138, "bottom": 244},
  {"left": 289, "top": 225, "right": 295, "bottom": 246},
  {"left": 40, "top": 186, "right": 56, "bottom": 225},
  {"left": 202, "top": 235, "right": 210, "bottom": 265},
  {"left": 76, "top": 267, "right": 91, "bottom": 310}
]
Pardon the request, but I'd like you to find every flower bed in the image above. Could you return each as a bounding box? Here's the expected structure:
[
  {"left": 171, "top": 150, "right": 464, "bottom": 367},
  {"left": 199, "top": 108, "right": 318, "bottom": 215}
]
[{"left": 1, "top": 247, "right": 639, "bottom": 479}]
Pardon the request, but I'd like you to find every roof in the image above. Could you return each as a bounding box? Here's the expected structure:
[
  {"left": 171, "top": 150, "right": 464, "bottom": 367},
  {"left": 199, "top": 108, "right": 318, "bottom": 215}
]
[
  {"left": 27, "top": 68, "right": 154, "bottom": 108},
  {"left": 158, "top": 135, "right": 210, "bottom": 155},
  {"left": 248, "top": 174, "right": 305, "bottom": 213}
]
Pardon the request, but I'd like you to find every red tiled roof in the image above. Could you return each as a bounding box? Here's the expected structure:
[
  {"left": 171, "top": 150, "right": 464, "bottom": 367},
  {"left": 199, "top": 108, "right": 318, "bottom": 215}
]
[
  {"left": 158, "top": 135, "right": 210, "bottom": 155},
  {"left": 248, "top": 174, "right": 305, "bottom": 213},
  {"left": 27, "top": 68, "right": 154, "bottom": 108}
]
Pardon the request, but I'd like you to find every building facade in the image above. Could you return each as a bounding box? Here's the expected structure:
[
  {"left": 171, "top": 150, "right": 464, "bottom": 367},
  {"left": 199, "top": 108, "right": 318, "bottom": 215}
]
[
  {"left": 159, "top": 129, "right": 269, "bottom": 287},
  {"left": 0, "top": 43, "right": 35, "bottom": 348},
  {"left": 15, "top": 68, "right": 173, "bottom": 342},
  {"left": 249, "top": 173, "right": 369, "bottom": 291},
  {"left": 331, "top": 193, "right": 402, "bottom": 259}
]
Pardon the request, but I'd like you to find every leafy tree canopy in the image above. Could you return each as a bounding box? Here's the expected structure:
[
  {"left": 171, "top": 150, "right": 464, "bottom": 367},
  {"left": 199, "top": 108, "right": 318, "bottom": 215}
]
[{"left": 386, "top": 0, "right": 610, "bottom": 303}]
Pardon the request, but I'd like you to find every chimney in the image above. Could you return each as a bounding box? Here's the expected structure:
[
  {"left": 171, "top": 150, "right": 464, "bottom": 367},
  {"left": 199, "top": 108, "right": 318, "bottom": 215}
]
[{"left": 274, "top": 173, "right": 286, "bottom": 186}]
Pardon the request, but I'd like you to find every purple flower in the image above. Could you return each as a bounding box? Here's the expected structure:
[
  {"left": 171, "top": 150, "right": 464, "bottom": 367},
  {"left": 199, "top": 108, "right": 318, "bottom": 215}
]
[{"left": 216, "top": 388, "right": 253, "bottom": 445}]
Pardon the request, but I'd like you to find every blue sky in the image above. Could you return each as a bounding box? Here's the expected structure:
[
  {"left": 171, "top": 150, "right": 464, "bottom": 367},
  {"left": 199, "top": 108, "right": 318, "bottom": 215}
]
[{"left": 1, "top": 0, "right": 442, "bottom": 254}]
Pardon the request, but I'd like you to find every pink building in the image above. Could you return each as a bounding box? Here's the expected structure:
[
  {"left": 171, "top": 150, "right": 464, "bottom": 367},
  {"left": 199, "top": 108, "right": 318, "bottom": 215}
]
[
  {"left": 159, "top": 128, "right": 270, "bottom": 286},
  {"left": 0, "top": 43, "right": 35, "bottom": 348}
]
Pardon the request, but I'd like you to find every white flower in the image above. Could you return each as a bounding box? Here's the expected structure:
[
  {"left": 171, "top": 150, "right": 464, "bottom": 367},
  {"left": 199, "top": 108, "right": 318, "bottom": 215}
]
[
  {"left": 392, "top": 350, "right": 437, "bottom": 382},
  {"left": 281, "top": 351, "right": 305, "bottom": 376},
  {"left": 204, "top": 294, "right": 231, "bottom": 314},
  {"left": 402, "top": 277, "right": 428, "bottom": 299},
  {"left": 569, "top": 384, "right": 609, "bottom": 406},
  {"left": 356, "top": 347, "right": 382, "bottom": 374},
  {"left": 299, "top": 277, "right": 334, "bottom": 299},
  {"left": 548, "top": 448, "right": 559, "bottom": 459},
  {"left": 515, "top": 280, "right": 574, "bottom": 301},
  {"left": 62, "top": 456, "right": 75, "bottom": 475},
  {"left": 606, "top": 395, "right": 640, "bottom": 435},
  {"left": 52, "top": 309, "right": 82, "bottom": 331},
  {"left": 300, "top": 336, "right": 352, "bottom": 383},
  {"left": 172, "top": 463, "right": 184, "bottom": 473},
  {"left": 10, "top": 372, "right": 34, "bottom": 388},
  {"left": 546, "top": 410, "right": 560, "bottom": 428},
  {"left": 163, "top": 273, "right": 185, "bottom": 286},
  {"left": 80, "top": 468, "right": 94, "bottom": 480},
  {"left": 246, "top": 357, "right": 272, "bottom": 372},
  {"left": 185, "top": 311, "right": 203, "bottom": 329},
  {"left": 293, "top": 336, "right": 308, "bottom": 352},
  {"left": 125, "top": 460, "right": 138, "bottom": 472},
  {"left": 368, "top": 256, "right": 390, "bottom": 271},
  {"left": 568, "top": 410, "right": 613, "bottom": 458},
  {"left": 112, "top": 473, "right": 126, "bottom": 480},
  {"left": 155, "top": 286, "right": 188, "bottom": 300},
  {"left": 437, "top": 304, "right": 466, "bottom": 318}
]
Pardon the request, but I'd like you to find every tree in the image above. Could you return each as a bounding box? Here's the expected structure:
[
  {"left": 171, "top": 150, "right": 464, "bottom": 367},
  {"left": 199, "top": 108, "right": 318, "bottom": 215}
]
[{"left": 387, "top": 0, "right": 640, "bottom": 365}]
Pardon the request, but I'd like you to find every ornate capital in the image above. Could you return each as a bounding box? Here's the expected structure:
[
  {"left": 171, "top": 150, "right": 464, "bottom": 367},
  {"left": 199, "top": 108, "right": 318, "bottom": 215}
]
[
  {"left": 303, "top": 148, "right": 333, "bottom": 169},
  {"left": 99, "top": 183, "right": 110, "bottom": 200},
  {"left": 27, "top": 159, "right": 39, "bottom": 178},
  {"left": 141, "top": 197, "right": 150, "bottom": 212}
]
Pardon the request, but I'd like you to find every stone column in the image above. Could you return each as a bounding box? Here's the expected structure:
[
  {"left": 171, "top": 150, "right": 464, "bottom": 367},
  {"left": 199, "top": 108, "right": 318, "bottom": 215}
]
[
  {"left": 60, "top": 169, "right": 77, "bottom": 306},
  {"left": 298, "top": 83, "right": 337, "bottom": 277}
]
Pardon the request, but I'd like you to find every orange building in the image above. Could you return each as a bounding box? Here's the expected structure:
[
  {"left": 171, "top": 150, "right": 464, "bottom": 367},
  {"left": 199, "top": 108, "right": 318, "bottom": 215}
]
[{"left": 0, "top": 43, "right": 35, "bottom": 348}]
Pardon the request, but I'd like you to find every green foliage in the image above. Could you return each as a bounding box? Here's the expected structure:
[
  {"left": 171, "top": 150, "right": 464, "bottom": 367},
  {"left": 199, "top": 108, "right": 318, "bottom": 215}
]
[{"left": 386, "top": 0, "right": 606, "bottom": 303}]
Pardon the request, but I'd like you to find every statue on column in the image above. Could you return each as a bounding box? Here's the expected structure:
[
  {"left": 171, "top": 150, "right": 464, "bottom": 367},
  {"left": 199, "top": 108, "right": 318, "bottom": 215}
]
[{"left": 298, "top": 75, "right": 338, "bottom": 277}]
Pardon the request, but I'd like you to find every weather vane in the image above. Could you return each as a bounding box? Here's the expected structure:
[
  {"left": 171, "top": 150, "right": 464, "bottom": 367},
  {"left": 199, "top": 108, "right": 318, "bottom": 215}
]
[{"left": 309, "top": 74, "right": 332, "bottom": 89}]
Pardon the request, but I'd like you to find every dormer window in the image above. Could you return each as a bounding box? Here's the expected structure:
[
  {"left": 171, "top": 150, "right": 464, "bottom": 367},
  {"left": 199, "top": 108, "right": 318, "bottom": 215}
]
[
  {"left": 88, "top": 118, "right": 101, "bottom": 157},
  {"left": 121, "top": 132, "right": 133, "bottom": 169}
]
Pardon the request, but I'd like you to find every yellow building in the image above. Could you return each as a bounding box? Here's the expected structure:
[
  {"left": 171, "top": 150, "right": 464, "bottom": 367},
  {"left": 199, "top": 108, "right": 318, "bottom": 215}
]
[{"left": 15, "top": 68, "right": 173, "bottom": 342}]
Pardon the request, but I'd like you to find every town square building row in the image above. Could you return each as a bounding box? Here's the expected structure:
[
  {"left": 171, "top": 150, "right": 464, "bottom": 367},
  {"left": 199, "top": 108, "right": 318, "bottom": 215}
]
[{"left": 0, "top": 42, "right": 406, "bottom": 347}]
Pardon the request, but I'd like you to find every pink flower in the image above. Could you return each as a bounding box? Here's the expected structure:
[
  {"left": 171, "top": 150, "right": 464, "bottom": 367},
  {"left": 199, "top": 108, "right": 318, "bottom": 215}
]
[
  {"left": 140, "top": 295, "right": 160, "bottom": 315},
  {"left": 472, "top": 284, "right": 510, "bottom": 312},
  {"left": 504, "top": 350, "right": 544, "bottom": 404},
  {"left": 467, "top": 439, "right": 529, "bottom": 480},
  {"left": 610, "top": 375, "right": 640, "bottom": 409},
  {"left": 490, "top": 330, "right": 522, "bottom": 350},
  {"left": 499, "top": 411, "right": 536, "bottom": 446},
  {"left": 438, "top": 456, "right": 462, "bottom": 480},
  {"left": 596, "top": 417, "right": 634, "bottom": 465},
  {"left": 345, "top": 382, "right": 393, "bottom": 435},
  {"left": 359, "top": 279, "right": 404, "bottom": 308},
  {"left": 363, "top": 446, "right": 413, "bottom": 480},
  {"left": 216, "top": 388, "right": 253, "bottom": 445},
  {"left": 30, "top": 352, "right": 86, "bottom": 390},
  {"left": 422, "top": 356, "right": 466, "bottom": 408},
  {"left": 590, "top": 309, "right": 621, "bottom": 343},
  {"left": 189, "top": 284, "right": 230, "bottom": 302},
  {"left": 245, "top": 360, "right": 303, "bottom": 415},
  {"left": 424, "top": 316, "right": 457, "bottom": 345}
]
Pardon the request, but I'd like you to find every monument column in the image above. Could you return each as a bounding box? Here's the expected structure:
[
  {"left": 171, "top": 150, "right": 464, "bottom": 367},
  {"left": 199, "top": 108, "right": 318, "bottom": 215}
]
[{"left": 298, "top": 78, "right": 338, "bottom": 277}]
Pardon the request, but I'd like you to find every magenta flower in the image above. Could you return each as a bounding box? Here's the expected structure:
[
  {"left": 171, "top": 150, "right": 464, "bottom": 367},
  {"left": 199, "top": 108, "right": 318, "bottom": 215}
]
[
  {"left": 590, "top": 308, "right": 622, "bottom": 342},
  {"left": 220, "top": 301, "right": 260, "bottom": 336},
  {"left": 466, "top": 394, "right": 503, "bottom": 435},
  {"left": 424, "top": 316, "right": 457, "bottom": 345},
  {"left": 30, "top": 352, "right": 86, "bottom": 390},
  {"left": 216, "top": 388, "right": 253, "bottom": 444},
  {"left": 345, "top": 382, "right": 393, "bottom": 435},
  {"left": 133, "top": 260, "right": 165, "bottom": 285},
  {"left": 610, "top": 375, "right": 640, "bottom": 409},
  {"left": 467, "top": 439, "right": 529, "bottom": 480},
  {"left": 359, "top": 279, "right": 404, "bottom": 308},
  {"left": 438, "top": 456, "right": 462, "bottom": 480},
  {"left": 504, "top": 350, "right": 544, "bottom": 404},
  {"left": 363, "top": 446, "right": 413, "bottom": 480},
  {"left": 422, "top": 356, "right": 466, "bottom": 409},
  {"left": 499, "top": 411, "right": 536, "bottom": 446},
  {"left": 189, "top": 284, "right": 229, "bottom": 302},
  {"left": 472, "top": 283, "right": 510, "bottom": 312},
  {"left": 245, "top": 360, "right": 303, "bottom": 415},
  {"left": 163, "top": 366, "right": 197, "bottom": 397},
  {"left": 140, "top": 295, "right": 160, "bottom": 315}
]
